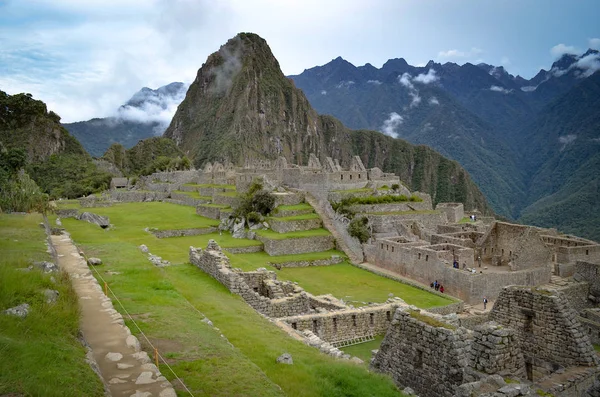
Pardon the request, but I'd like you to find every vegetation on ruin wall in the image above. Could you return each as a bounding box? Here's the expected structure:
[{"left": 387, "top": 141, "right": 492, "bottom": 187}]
[
  {"left": 0, "top": 214, "right": 104, "bottom": 396},
  {"left": 341, "top": 194, "right": 423, "bottom": 206},
  {"left": 408, "top": 309, "right": 456, "bottom": 330},
  {"left": 348, "top": 216, "right": 370, "bottom": 243},
  {"left": 60, "top": 206, "right": 403, "bottom": 396}
]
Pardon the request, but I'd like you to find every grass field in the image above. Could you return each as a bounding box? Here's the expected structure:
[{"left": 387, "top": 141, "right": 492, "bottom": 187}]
[
  {"left": 340, "top": 335, "right": 386, "bottom": 363},
  {"left": 173, "top": 190, "right": 212, "bottom": 200},
  {"left": 0, "top": 214, "right": 105, "bottom": 396},
  {"left": 255, "top": 228, "right": 331, "bottom": 240},
  {"left": 59, "top": 206, "right": 404, "bottom": 396}
]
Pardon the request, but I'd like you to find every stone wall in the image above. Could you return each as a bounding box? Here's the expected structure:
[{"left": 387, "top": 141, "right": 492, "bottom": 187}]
[
  {"left": 349, "top": 201, "right": 433, "bottom": 214},
  {"left": 574, "top": 261, "right": 600, "bottom": 299},
  {"left": 489, "top": 286, "right": 598, "bottom": 381},
  {"left": 364, "top": 241, "right": 551, "bottom": 304},
  {"left": 257, "top": 235, "right": 335, "bottom": 256},
  {"left": 268, "top": 255, "right": 343, "bottom": 268},
  {"left": 469, "top": 321, "right": 525, "bottom": 378},
  {"left": 196, "top": 205, "right": 226, "bottom": 220},
  {"left": 151, "top": 227, "right": 217, "bottom": 238},
  {"left": 223, "top": 245, "right": 264, "bottom": 254},
  {"left": 147, "top": 170, "right": 199, "bottom": 184},
  {"left": 558, "top": 245, "right": 600, "bottom": 266},
  {"left": 273, "top": 192, "right": 305, "bottom": 206},
  {"left": 273, "top": 207, "right": 314, "bottom": 217},
  {"left": 281, "top": 304, "right": 398, "bottom": 343},
  {"left": 372, "top": 308, "right": 471, "bottom": 397},
  {"left": 269, "top": 217, "right": 322, "bottom": 233},
  {"left": 56, "top": 209, "right": 79, "bottom": 218},
  {"left": 144, "top": 182, "right": 179, "bottom": 193},
  {"left": 110, "top": 191, "right": 169, "bottom": 202},
  {"left": 170, "top": 192, "right": 211, "bottom": 206},
  {"left": 436, "top": 203, "right": 465, "bottom": 223},
  {"left": 366, "top": 211, "right": 448, "bottom": 234},
  {"left": 212, "top": 194, "right": 240, "bottom": 208}
]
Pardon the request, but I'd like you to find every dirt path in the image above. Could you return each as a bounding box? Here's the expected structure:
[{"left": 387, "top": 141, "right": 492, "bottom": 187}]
[{"left": 51, "top": 233, "right": 177, "bottom": 397}]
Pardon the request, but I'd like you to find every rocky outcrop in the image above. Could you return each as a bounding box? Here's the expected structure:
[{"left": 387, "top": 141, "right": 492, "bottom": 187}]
[{"left": 77, "top": 212, "right": 110, "bottom": 228}]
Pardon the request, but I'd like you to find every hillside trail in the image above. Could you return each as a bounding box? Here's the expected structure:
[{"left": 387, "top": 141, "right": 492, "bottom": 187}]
[{"left": 51, "top": 234, "right": 176, "bottom": 397}]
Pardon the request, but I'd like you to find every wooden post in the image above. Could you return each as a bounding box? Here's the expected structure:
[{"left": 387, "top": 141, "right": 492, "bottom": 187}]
[{"left": 154, "top": 348, "right": 159, "bottom": 367}]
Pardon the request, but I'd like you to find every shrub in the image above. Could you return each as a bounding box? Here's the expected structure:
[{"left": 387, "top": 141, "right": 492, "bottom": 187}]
[
  {"left": 348, "top": 216, "right": 370, "bottom": 243},
  {"left": 391, "top": 184, "right": 400, "bottom": 191},
  {"left": 246, "top": 211, "right": 262, "bottom": 224}
]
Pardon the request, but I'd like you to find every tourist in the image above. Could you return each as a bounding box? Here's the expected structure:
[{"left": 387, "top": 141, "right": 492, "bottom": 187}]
[
  {"left": 478, "top": 256, "right": 482, "bottom": 267},
  {"left": 435, "top": 281, "right": 439, "bottom": 291},
  {"left": 440, "top": 285, "right": 444, "bottom": 293},
  {"left": 483, "top": 296, "right": 488, "bottom": 310},
  {"left": 430, "top": 282, "right": 434, "bottom": 288}
]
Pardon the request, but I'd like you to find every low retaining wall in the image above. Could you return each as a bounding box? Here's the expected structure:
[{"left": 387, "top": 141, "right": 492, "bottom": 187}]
[
  {"left": 196, "top": 205, "right": 227, "bottom": 220},
  {"left": 269, "top": 255, "right": 344, "bottom": 268},
  {"left": 110, "top": 191, "right": 169, "bottom": 202},
  {"left": 366, "top": 211, "right": 447, "bottom": 233},
  {"left": 56, "top": 209, "right": 79, "bottom": 218},
  {"left": 281, "top": 304, "right": 399, "bottom": 343},
  {"left": 273, "top": 192, "right": 304, "bottom": 206},
  {"left": 274, "top": 208, "right": 314, "bottom": 217},
  {"left": 151, "top": 227, "right": 217, "bottom": 238},
  {"left": 269, "top": 217, "right": 322, "bottom": 233},
  {"left": 257, "top": 235, "right": 335, "bottom": 256},
  {"left": 170, "top": 192, "right": 211, "bottom": 206},
  {"left": 213, "top": 194, "right": 240, "bottom": 208},
  {"left": 350, "top": 201, "right": 433, "bottom": 214},
  {"left": 224, "top": 245, "right": 264, "bottom": 254}
]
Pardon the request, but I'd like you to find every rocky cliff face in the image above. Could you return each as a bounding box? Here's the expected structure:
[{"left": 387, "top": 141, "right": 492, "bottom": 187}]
[{"left": 164, "top": 33, "right": 492, "bottom": 212}]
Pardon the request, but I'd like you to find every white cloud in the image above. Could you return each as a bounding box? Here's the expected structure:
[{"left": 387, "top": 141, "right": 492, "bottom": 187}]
[
  {"left": 413, "top": 69, "right": 438, "bottom": 84},
  {"left": 367, "top": 79, "right": 382, "bottom": 85},
  {"left": 574, "top": 53, "right": 600, "bottom": 77},
  {"left": 409, "top": 91, "right": 421, "bottom": 106},
  {"left": 550, "top": 43, "right": 580, "bottom": 59},
  {"left": 559, "top": 134, "right": 577, "bottom": 150},
  {"left": 520, "top": 86, "right": 536, "bottom": 92},
  {"left": 590, "top": 38, "right": 600, "bottom": 50},
  {"left": 398, "top": 73, "right": 414, "bottom": 89},
  {"left": 381, "top": 112, "right": 403, "bottom": 138},
  {"left": 321, "top": 90, "right": 327, "bottom": 95},
  {"left": 429, "top": 97, "right": 439, "bottom": 105},
  {"left": 335, "top": 80, "right": 355, "bottom": 88},
  {"left": 437, "top": 47, "right": 482, "bottom": 60},
  {"left": 489, "top": 85, "right": 512, "bottom": 94}
]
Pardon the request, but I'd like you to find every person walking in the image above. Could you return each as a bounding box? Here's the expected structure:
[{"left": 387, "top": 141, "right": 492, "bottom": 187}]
[{"left": 483, "top": 296, "right": 488, "bottom": 310}]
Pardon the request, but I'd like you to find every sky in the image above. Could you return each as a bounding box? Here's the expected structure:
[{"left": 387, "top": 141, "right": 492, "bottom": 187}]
[{"left": 1, "top": 0, "right": 599, "bottom": 123}]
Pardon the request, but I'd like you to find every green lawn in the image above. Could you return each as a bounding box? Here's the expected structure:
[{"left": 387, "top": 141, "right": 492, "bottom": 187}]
[
  {"left": 275, "top": 203, "right": 313, "bottom": 211},
  {"left": 71, "top": 202, "right": 220, "bottom": 230},
  {"left": 200, "top": 203, "right": 231, "bottom": 208},
  {"left": 268, "top": 213, "right": 320, "bottom": 222},
  {"left": 0, "top": 214, "right": 105, "bottom": 396},
  {"left": 340, "top": 335, "right": 385, "bottom": 363},
  {"left": 275, "top": 263, "right": 454, "bottom": 308},
  {"left": 60, "top": 208, "right": 404, "bottom": 396},
  {"left": 366, "top": 210, "right": 438, "bottom": 215},
  {"left": 229, "top": 250, "right": 346, "bottom": 271},
  {"left": 594, "top": 344, "right": 600, "bottom": 353},
  {"left": 255, "top": 228, "right": 331, "bottom": 240},
  {"left": 54, "top": 199, "right": 81, "bottom": 210}
]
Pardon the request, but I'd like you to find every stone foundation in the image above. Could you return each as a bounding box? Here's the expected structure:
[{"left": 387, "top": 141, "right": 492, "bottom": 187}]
[
  {"left": 269, "top": 217, "right": 322, "bottom": 233},
  {"left": 150, "top": 227, "right": 217, "bottom": 238},
  {"left": 257, "top": 235, "right": 335, "bottom": 256}
]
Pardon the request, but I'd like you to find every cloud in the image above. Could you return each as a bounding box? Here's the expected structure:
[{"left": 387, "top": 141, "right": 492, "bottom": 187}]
[
  {"left": 429, "top": 97, "right": 439, "bottom": 105},
  {"left": 398, "top": 73, "right": 414, "bottom": 89},
  {"left": 559, "top": 134, "right": 577, "bottom": 150},
  {"left": 590, "top": 38, "right": 600, "bottom": 50},
  {"left": 413, "top": 69, "right": 438, "bottom": 84},
  {"left": 550, "top": 43, "right": 579, "bottom": 58},
  {"left": 489, "top": 85, "right": 512, "bottom": 94},
  {"left": 367, "top": 79, "right": 382, "bottom": 85},
  {"left": 116, "top": 83, "right": 188, "bottom": 133},
  {"left": 335, "top": 80, "right": 355, "bottom": 88},
  {"left": 321, "top": 90, "right": 327, "bottom": 95},
  {"left": 437, "top": 47, "right": 482, "bottom": 60},
  {"left": 574, "top": 52, "right": 600, "bottom": 77},
  {"left": 381, "top": 112, "right": 403, "bottom": 138},
  {"left": 520, "top": 86, "right": 537, "bottom": 92}
]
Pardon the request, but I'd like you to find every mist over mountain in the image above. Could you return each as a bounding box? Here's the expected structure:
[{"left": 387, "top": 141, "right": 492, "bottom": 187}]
[
  {"left": 289, "top": 50, "right": 600, "bottom": 240},
  {"left": 63, "top": 82, "right": 188, "bottom": 156}
]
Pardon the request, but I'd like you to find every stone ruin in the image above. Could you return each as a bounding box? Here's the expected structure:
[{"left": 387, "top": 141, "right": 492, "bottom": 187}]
[{"left": 372, "top": 285, "right": 600, "bottom": 397}]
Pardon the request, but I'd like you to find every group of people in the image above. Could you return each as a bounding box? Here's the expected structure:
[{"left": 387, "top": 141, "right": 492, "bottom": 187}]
[
  {"left": 469, "top": 214, "right": 477, "bottom": 222},
  {"left": 430, "top": 280, "right": 444, "bottom": 293},
  {"left": 452, "top": 260, "right": 464, "bottom": 269}
]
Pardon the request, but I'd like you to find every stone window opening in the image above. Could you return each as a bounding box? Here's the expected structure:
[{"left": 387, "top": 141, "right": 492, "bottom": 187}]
[
  {"left": 425, "top": 255, "right": 428, "bottom": 262},
  {"left": 381, "top": 243, "right": 384, "bottom": 249},
  {"left": 484, "top": 248, "right": 487, "bottom": 254},
  {"left": 253, "top": 287, "right": 259, "bottom": 293},
  {"left": 352, "top": 315, "right": 357, "bottom": 327},
  {"left": 386, "top": 311, "right": 391, "bottom": 321},
  {"left": 341, "top": 175, "right": 344, "bottom": 180},
  {"left": 292, "top": 322, "right": 297, "bottom": 330},
  {"left": 502, "top": 249, "right": 504, "bottom": 255},
  {"left": 386, "top": 245, "right": 389, "bottom": 251},
  {"left": 586, "top": 249, "right": 589, "bottom": 255},
  {"left": 312, "top": 319, "right": 318, "bottom": 333},
  {"left": 358, "top": 174, "right": 361, "bottom": 179},
  {"left": 350, "top": 174, "right": 353, "bottom": 180},
  {"left": 415, "top": 349, "right": 423, "bottom": 369},
  {"left": 333, "top": 317, "right": 338, "bottom": 333},
  {"left": 369, "top": 313, "right": 374, "bottom": 326},
  {"left": 523, "top": 312, "right": 534, "bottom": 333},
  {"left": 418, "top": 253, "right": 421, "bottom": 260},
  {"left": 526, "top": 362, "right": 533, "bottom": 381},
  {"left": 391, "top": 246, "right": 394, "bottom": 253}
]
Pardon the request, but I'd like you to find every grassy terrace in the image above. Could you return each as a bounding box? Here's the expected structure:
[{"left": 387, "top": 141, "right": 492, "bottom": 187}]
[
  {"left": 55, "top": 199, "right": 81, "bottom": 209},
  {"left": 255, "top": 228, "right": 331, "bottom": 240},
  {"left": 275, "top": 263, "right": 454, "bottom": 308},
  {"left": 275, "top": 203, "right": 313, "bottom": 211},
  {"left": 183, "top": 183, "right": 236, "bottom": 190},
  {"left": 199, "top": 203, "right": 231, "bottom": 208},
  {"left": 59, "top": 205, "right": 403, "bottom": 396},
  {"left": 268, "top": 213, "right": 320, "bottom": 222},
  {"left": 340, "top": 335, "right": 385, "bottom": 362},
  {"left": 0, "top": 214, "right": 105, "bottom": 396},
  {"left": 173, "top": 190, "right": 212, "bottom": 200},
  {"left": 229, "top": 250, "right": 345, "bottom": 271},
  {"left": 366, "top": 210, "right": 438, "bottom": 215},
  {"left": 216, "top": 191, "right": 238, "bottom": 197}
]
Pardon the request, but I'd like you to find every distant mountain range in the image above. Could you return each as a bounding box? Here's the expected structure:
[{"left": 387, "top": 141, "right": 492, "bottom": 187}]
[
  {"left": 288, "top": 50, "right": 600, "bottom": 240},
  {"left": 63, "top": 82, "right": 187, "bottom": 156},
  {"left": 63, "top": 44, "right": 600, "bottom": 240}
]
